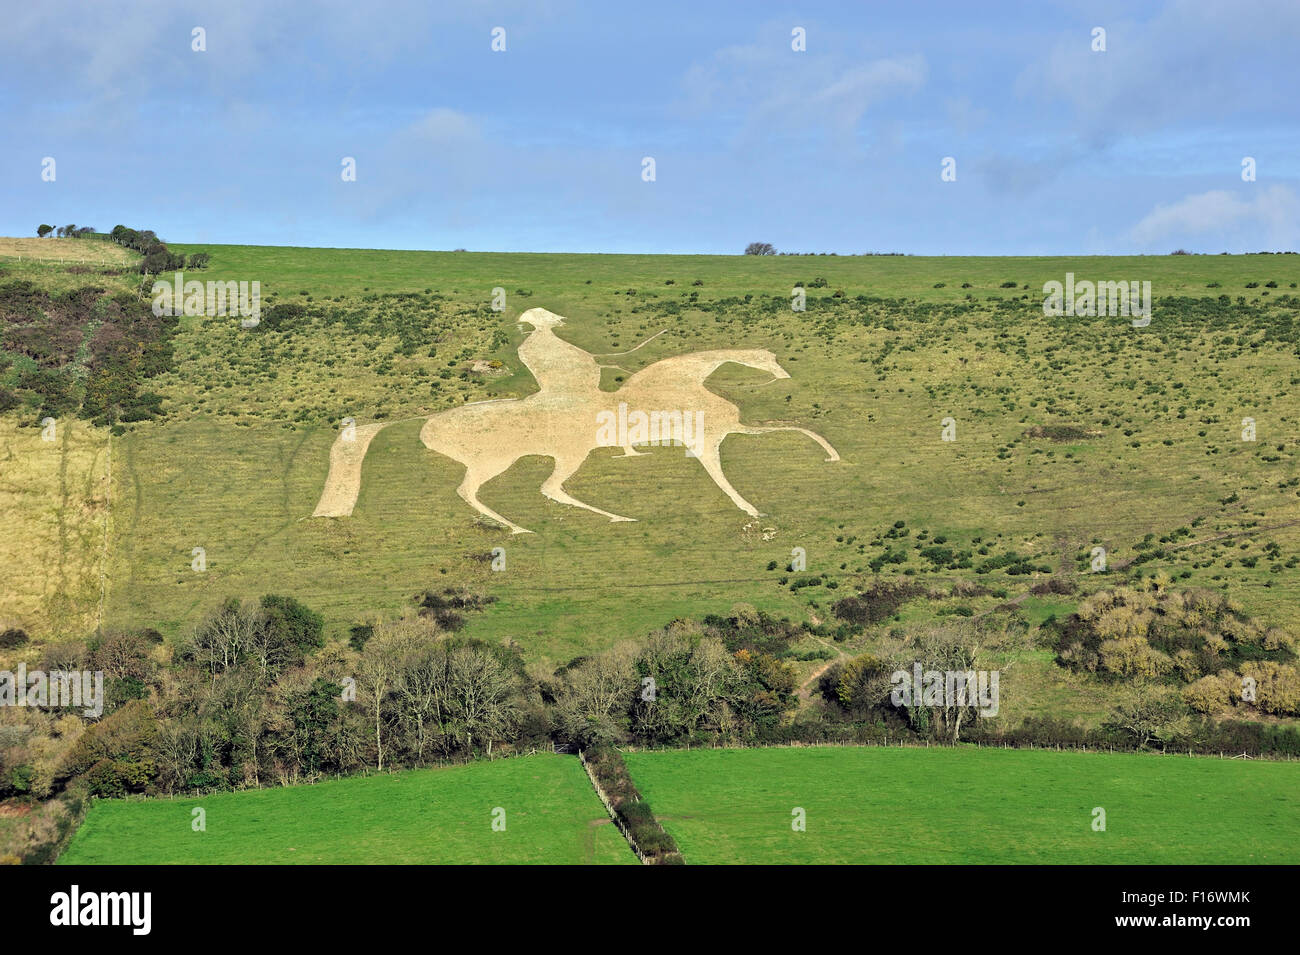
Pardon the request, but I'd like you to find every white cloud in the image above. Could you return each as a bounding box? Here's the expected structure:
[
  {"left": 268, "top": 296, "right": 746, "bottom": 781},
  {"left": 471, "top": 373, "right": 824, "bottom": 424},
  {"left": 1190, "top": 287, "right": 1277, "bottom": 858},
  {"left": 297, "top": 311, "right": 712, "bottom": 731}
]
[
  {"left": 804, "top": 56, "right": 927, "bottom": 134},
  {"left": 680, "top": 40, "right": 925, "bottom": 147},
  {"left": 1015, "top": 0, "right": 1300, "bottom": 143},
  {"left": 1129, "top": 185, "right": 1300, "bottom": 249},
  {"left": 402, "top": 107, "right": 481, "bottom": 144}
]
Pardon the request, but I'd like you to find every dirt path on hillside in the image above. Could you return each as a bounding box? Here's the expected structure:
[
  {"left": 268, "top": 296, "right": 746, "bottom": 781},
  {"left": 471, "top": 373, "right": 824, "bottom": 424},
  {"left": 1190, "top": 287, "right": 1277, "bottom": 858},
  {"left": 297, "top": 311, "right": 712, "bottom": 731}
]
[
  {"left": 797, "top": 635, "right": 850, "bottom": 701},
  {"left": 1114, "top": 519, "right": 1300, "bottom": 568}
]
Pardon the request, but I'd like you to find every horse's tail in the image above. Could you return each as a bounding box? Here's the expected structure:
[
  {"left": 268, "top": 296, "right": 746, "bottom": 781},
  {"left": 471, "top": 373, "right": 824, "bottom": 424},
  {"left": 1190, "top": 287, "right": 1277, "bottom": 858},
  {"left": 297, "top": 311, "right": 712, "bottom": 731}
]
[{"left": 311, "top": 420, "right": 391, "bottom": 517}]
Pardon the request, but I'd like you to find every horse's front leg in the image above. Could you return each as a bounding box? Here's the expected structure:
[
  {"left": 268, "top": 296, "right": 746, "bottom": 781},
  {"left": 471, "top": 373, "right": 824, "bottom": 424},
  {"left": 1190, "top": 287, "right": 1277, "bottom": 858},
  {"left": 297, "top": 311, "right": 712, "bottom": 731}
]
[
  {"left": 691, "top": 435, "right": 761, "bottom": 517},
  {"left": 456, "top": 463, "right": 533, "bottom": 534},
  {"left": 540, "top": 453, "right": 637, "bottom": 523}
]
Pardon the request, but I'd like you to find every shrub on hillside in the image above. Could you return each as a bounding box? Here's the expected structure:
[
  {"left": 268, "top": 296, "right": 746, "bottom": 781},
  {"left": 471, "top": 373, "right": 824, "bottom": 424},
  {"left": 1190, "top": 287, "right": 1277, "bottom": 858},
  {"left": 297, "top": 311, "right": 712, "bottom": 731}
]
[
  {"left": 832, "top": 581, "right": 925, "bottom": 627},
  {"left": 257, "top": 301, "right": 307, "bottom": 331},
  {"left": 1054, "top": 582, "right": 1297, "bottom": 694},
  {"left": 63, "top": 699, "right": 158, "bottom": 795}
]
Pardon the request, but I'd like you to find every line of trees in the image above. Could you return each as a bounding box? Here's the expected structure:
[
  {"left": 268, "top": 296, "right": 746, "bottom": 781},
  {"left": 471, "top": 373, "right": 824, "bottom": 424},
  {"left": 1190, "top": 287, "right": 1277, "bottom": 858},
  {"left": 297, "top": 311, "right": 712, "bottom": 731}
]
[
  {"left": 3, "top": 580, "right": 1298, "bottom": 814},
  {"left": 32, "top": 222, "right": 211, "bottom": 272},
  {"left": 0, "top": 595, "right": 809, "bottom": 802},
  {"left": 36, "top": 225, "right": 95, "bottom": 239},
  {"left": 107, "top": 224, "right": 209, "bottom": 274}
]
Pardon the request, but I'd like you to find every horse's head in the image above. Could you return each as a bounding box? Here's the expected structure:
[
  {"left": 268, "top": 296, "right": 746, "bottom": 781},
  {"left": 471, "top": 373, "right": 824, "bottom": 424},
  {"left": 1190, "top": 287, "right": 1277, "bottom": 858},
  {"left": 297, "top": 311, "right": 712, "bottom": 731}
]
[
  {"left": 749, "top": 349, "right": 791, "bottom": 379},
  {"left": 517, "top": 307, "right": 565, "bottom": 330}
]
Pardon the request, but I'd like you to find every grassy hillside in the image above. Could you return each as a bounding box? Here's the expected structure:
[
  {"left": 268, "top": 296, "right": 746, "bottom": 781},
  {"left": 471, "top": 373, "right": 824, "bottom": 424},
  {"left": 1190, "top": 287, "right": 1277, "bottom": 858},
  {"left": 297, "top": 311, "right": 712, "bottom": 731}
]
[
  {"left": 113, "top": 247, "right": 1300, "bottom": 666},
  {"left": 0, "top": 418, "right": 110, "bottom": 637},
  {"left": 0, "top": 239, "right": 136, "bottom": 637},
  {"left": 625, "top": 746, "right": 1300, "bottom": 864},
  {"left": 59, "top": 753, "right": 634, "bottom": 865},
  {"left": 167, "top": 244, "right": 1300, "bottom": 305},
  {"left": 4, "top": 243, "right": 1298, "bottom": 686},
  {"left": 6, "top": 243, "right": 1299, "bottom": 867}
]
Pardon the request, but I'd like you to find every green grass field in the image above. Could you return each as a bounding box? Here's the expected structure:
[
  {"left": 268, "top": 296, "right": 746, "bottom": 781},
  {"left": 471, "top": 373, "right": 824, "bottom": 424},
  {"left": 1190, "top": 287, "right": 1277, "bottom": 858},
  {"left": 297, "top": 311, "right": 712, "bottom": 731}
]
[
  {"left": 164, "top": 244, "right": 1300, "bottom": 306},
  {"left": 59, "top": 754, "right": 634, "bottom": 865},
  {"left": 62, "top": 743, "right": 1300, "bottom": 865},
  {"left": 625, "top": 746, "right": 1300, "bottom": 864}
]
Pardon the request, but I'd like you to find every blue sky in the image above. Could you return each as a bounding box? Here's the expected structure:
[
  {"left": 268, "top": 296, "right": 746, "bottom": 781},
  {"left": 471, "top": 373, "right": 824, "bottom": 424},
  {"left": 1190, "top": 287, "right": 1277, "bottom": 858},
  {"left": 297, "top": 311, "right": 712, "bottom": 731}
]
[{"left": 2, "top": 0, "right": 1297, "bottom": 254}]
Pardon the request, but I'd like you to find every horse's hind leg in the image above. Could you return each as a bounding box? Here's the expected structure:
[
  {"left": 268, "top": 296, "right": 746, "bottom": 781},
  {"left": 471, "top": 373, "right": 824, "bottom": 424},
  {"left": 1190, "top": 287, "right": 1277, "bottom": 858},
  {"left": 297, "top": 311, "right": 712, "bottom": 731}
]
[
  {"left": 457, "top": 463, "right": 533, "bottom": 535},
  {"left": 692, "top": 437, "right": 761, "bottom": 517},
  {"left": 541, "top": 454, "right": 637, "bottom": 523},
  {"left": 741, "top": 425, "right": 840, "bottom": 462}
]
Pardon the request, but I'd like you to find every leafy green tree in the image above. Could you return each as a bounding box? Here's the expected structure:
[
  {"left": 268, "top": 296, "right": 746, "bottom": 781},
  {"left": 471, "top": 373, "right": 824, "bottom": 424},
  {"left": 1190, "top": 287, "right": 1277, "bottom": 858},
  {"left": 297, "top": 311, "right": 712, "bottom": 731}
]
[
  {"left": 1106, "top": 690, "right": 1190, "bottom": 748},
  {"left": 260, "top": 594, "right": 325, "bottom": 664},
  {"left": 64, "top": 699, "right": 159, "bottom": 794},
  {"left": 289, "top": 677, "right": 341, "bottom": 776}
]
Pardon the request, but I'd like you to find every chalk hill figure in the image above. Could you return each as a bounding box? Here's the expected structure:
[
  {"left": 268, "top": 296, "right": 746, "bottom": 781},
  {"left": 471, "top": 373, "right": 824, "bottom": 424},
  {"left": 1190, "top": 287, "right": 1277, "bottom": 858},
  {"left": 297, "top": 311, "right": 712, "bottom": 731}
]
[{"left": 312, "top": 307, "right": 839, "bottom": 533}]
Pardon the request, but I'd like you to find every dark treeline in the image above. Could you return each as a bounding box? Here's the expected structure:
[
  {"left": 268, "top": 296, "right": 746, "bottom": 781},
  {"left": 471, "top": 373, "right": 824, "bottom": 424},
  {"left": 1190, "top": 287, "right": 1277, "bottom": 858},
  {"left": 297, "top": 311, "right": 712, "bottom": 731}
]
[
  {"left": 36, "top": 224, "right": 96, "bottom": 239},
  {"left": 3, "top": 581, "right": 1298, "bottom": 819},
  {"left": 32, "top": 222, "right": 210, "bottom": 273},
  {"left": 106, "top": 224, "right": 209, "bottom": 274},
  {"left": 582, "top": 746, "right": 682, "bottom": 864},
  {"left": 0, "top": 596, "right": 807, "bottom": 802}
]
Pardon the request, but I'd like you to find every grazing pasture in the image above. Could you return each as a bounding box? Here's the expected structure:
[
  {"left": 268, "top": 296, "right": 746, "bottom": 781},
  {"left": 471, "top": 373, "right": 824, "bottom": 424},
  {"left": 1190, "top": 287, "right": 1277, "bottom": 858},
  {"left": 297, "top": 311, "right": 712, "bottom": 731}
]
[
  {"left": 60, "top": 754, "right": 635, "bottom": 865},
  {"left": 625, "top": 746, "right": 1300, "bottom": 864}
]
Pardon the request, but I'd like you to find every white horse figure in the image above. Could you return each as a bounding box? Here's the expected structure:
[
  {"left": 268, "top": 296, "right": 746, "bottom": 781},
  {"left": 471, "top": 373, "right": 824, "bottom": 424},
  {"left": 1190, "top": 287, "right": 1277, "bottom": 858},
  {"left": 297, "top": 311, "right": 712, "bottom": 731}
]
[{"left": 312, "top": 309, "right": 840, "bottom": 533}]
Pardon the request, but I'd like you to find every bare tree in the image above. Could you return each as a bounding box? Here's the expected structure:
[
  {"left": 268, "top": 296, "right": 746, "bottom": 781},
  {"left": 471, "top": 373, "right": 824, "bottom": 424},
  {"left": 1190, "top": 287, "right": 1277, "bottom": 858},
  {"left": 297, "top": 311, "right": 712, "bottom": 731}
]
[
  {"left": 682, "top": 637, "right": 735, "bottom": 731},
  {"left": 187, "top": 599, "right": 265, "bottom": 678},
  {"left": 895, "top": 622, "right": 1020, "bottom": 743},
  {"left": 554, "top": 645, "right": 639, "bottom": 745},
  {"left": 446, "top": 646, "right": 518, "bottom": 756},
  {"left": 391, "top": 619, "right": 450, "bottom": 760},
  {"left": 1106, "top": 689, "right": 1189, "bottom": 749},
  {"left": 356, "top": 617, "right": 428, "bottom": 770},
  {"left": 41, "top": 639, "right": 88, "bottom": 674}
]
